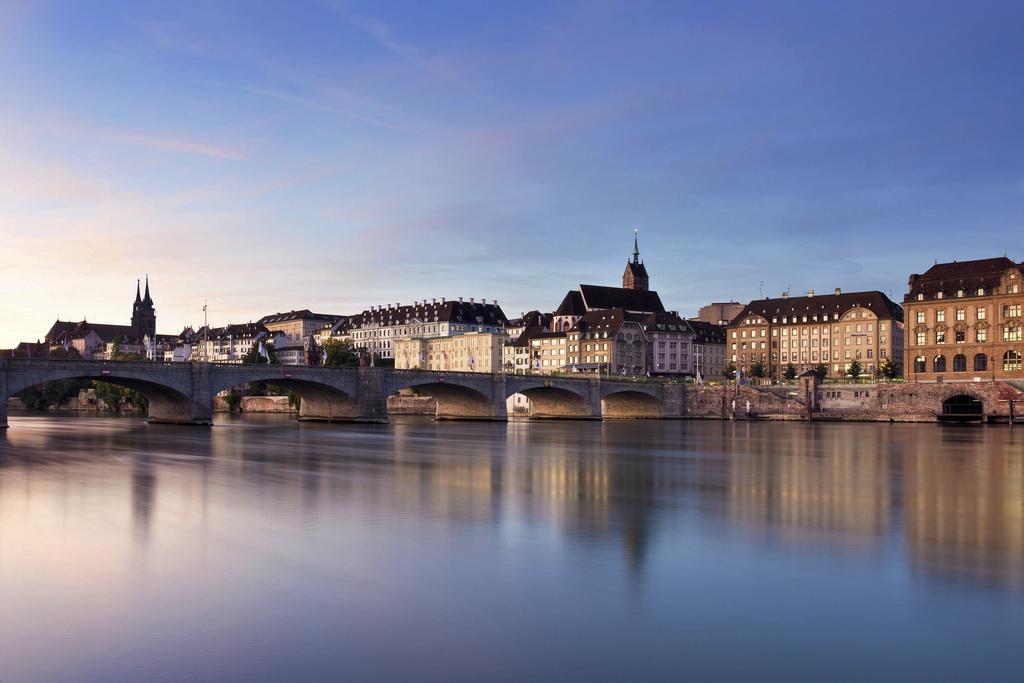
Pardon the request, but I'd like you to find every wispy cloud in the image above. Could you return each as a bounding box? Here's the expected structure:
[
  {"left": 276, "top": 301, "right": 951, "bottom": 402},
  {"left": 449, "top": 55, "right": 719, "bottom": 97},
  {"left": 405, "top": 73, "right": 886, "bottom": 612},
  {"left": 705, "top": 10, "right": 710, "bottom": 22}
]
[
  {"left": 101, "top": 131, "right": 247, "bottom": 160},
  {"left": 323, "top": 0, "right": 470, "bottom": 88},
  {"left": 240, "top": 85, "right": 406, "bottom": 132}
]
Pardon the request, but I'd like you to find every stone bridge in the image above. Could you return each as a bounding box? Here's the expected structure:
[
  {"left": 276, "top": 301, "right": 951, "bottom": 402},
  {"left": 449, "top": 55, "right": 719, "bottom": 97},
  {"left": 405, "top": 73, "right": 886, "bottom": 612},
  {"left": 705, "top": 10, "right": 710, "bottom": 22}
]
[{"left": 0, "top": 359, "right": 685, "bottom": 427}]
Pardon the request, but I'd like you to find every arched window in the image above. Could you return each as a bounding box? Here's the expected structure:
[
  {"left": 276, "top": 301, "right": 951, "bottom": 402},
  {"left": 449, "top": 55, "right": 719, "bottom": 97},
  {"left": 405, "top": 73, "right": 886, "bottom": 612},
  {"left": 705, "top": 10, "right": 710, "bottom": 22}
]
[
  {"left": 1004, "top": 350, "right": 1023, "bottom": 372},
  {"left": 933, "top": 355, "right": 946, "bottom": 373},
  {"left": 914, "top": 356, "right": 926, "bottom": 373},
  {"left": 974, "top": 354, "right": 988, "bottom": 372},
  {"left": 953, "top": 354, "right": 966, "bottom": 372}
]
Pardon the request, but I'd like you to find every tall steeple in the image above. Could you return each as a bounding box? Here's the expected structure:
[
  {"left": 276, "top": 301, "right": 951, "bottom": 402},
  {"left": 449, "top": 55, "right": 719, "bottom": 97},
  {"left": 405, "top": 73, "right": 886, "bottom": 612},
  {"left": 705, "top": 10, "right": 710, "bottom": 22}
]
[
  {"left": 622, "top": 229, "right": 649, "bottom": 291},
  {"left": 131, "top": 275, "right": 156, "bottom": 340}
]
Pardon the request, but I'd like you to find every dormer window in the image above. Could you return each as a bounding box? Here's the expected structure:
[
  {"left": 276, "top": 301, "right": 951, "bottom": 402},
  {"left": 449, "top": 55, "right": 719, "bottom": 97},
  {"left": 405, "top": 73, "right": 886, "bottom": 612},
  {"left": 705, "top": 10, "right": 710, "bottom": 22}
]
[
  {"left": 978, "top": 288, "right": 985, "bottom": 296},
  {"left": 917, "top": 294, "right": 924, "bottom": 301},
  {"left": 937, "top": 292, "right": 944, "bottom": 299},
  {"left": 956, "top": 290, "right": 964, "bottom": 298}
]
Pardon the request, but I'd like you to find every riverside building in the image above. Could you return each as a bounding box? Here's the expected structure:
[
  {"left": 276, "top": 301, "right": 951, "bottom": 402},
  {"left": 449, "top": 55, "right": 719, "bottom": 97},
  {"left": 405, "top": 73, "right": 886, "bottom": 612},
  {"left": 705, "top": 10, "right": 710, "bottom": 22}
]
[
  {"left": 729, "top": 289, "right": 904, "bottom": 380},
  {"left": 903, "top": 256, "right": 1024, "bottom": 381}
]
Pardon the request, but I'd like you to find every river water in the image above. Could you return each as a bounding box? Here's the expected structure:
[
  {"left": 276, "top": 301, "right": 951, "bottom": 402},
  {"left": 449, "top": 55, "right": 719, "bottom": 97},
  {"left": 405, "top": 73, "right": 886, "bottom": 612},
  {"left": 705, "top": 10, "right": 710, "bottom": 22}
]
[{"left": 0, "top": 414, "right": 1021, "bottom": 681}]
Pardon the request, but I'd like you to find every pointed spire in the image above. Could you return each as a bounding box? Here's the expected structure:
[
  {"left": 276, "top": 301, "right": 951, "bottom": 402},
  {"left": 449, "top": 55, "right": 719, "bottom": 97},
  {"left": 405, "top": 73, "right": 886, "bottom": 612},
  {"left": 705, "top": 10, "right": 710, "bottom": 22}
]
[
  {"left": 143, "top": 274, "right": 152, "bottom": 303},
  {"left": 135, "top": 278, "right": 142, "bottom": 304},
  {"left": 632, "top": 229, "right": 640, "bottom": 263}
]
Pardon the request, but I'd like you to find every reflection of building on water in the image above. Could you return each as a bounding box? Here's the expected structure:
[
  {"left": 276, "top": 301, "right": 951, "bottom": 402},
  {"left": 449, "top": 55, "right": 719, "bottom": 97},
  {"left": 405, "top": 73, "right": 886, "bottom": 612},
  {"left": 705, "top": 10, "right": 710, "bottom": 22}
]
[
  {"left": 903, "top": 429, "right": 1024, "bottom": 589},
  {"left": 728, "top": 424, "right": 893, "bottom": 541}
]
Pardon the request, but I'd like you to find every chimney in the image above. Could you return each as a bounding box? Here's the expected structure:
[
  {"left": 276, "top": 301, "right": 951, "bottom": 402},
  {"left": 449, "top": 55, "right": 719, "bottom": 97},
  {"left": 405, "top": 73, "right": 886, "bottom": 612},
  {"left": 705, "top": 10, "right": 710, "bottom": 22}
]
[
  {"left": 807, "top": 289, "right": 815, "bottom": 298},
  {"left": 441, "top": 297, "right": 446, "bottom": 303},
  {"left": 470, "top": 297, "right": 475, "bottom": 303},
  {"left": 782, "top": 291, "right": 789, "bottom": 299},
  {"left": 432, "top": 298, "right": 436, "bottom": 304},
  {"left": 834, "top": 287, "right": 841, "bottom": 296},
  {"left": 459, "top": 296, "right": 463, "bottom": 302}
]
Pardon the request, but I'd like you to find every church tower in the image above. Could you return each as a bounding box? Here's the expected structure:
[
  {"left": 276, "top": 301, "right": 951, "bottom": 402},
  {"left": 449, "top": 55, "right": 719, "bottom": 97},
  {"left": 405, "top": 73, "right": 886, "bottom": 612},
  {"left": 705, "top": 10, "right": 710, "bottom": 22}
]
[
  {"left": 131, "top": 276, "right": 157, "bottom": 340},
  {"left": 622, "top": 230, "right": 649, "bottom": 291}
]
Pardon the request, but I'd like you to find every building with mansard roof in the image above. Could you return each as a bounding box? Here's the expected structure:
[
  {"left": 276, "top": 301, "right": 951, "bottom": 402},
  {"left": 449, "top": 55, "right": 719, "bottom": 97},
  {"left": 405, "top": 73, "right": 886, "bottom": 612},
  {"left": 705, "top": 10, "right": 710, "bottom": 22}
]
[
  {"left": 729, "top": 288, "right": 904, "bottom": 380},
  {"left": 903, "top": 256, "right": 1024, "bottom": 381},
  {"left": 339, "top": 297, "right": 507, "bottom": 360}
]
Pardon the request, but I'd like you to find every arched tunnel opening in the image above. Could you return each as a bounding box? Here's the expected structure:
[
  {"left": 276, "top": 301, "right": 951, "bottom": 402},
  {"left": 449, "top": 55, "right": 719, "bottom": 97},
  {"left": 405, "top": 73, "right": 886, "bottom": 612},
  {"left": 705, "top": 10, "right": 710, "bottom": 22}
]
[
  {"left": 217, "top": 378, "right": 361, "bottom": 422},
  {"left": 511, "top": 387, "right": 595, "bottom": 420},
  {"left": 601, "top": 391, "right": 663, "bottom": 419},
  {"left": 9, "top": 375, "right": 196, "bottom": 424},
  {"left": 393, "top": 383, "right": 499, "bottom": 420}
]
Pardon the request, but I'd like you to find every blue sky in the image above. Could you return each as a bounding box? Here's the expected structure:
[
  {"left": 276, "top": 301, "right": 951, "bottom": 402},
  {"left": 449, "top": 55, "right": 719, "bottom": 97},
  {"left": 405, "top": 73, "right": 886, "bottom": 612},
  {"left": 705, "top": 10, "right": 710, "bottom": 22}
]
[{"left": 1, "top": 0, "right": 1022, "bottom": 346}]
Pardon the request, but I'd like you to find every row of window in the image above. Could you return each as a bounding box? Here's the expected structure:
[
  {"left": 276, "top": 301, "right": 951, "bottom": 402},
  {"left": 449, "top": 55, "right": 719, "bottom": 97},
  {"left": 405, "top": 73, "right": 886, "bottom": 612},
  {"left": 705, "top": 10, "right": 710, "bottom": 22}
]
[
  {"left": 913, "top": 283, "right": 1020, "bottom": 301},
  {"left": 912, "top": 351, "right": 1022, "bottom": 373},
  {"left": 915, "top": 325, "right": 1021, "bottom": 345}
]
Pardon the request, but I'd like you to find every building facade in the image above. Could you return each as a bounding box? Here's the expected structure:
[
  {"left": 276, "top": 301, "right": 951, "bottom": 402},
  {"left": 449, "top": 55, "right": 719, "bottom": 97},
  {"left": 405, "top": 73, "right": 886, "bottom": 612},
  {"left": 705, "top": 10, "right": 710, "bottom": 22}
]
[
  {"left": 688, "top": 320, "right": 727, "bottom": 381},
  {"left": 259, "top": 310, "right": 342, "bottom": 345},
  {"left": 729, "top": 288, "right": 904, "bottom": 380},
  {"left": 394, "top": 332, "right": 503, "bottom": 373},
  {"left": 643, "top": 311, "right": 694, "bottom": 376},
  {"left": 903, "top": 257, "right": 1024, "bottom": 381},
  {"left": 344, "top": 298, "right": 507, "bottom": 360}
]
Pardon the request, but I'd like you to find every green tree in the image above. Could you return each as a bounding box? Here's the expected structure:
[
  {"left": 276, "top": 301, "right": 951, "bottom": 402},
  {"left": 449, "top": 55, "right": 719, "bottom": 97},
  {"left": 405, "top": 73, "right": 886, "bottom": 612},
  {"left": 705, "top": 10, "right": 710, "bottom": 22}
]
[
  {"left": 723, "top": 362, "right": 736, "bottom": 382},
  {"left": 847, "top": 359, "right": 863, "bottom": 381},
  {"left": 879, "top": 357, "right": 901, "bottom": 380},
  {"left": 242, "top": 340, "right": 277, "bottom": 364},
  {"left": 812, "top": 363, "right": 829, "bottom": 380},
  {"left": 783, "top": 363, "right": 798, "bottom": 381},
  {"left": 222, "top": 389, "right": 242, "bottom": 413},
  {"left": 93, "top": 381, "right": 149, "bottom": 413},
  {"left": 49, "top": 346, "right": 81, "bottom": 360},
  {"left": 750, "top": 360, "right": 766, "bottom": 379},
  {"left": 323, "top": 339, "right": 360, "bottom": 367}
]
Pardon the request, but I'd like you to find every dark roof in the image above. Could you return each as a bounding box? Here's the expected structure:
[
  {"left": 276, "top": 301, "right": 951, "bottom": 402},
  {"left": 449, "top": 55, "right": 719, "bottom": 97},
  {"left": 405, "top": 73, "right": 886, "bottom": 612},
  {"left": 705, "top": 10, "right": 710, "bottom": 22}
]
[
  {"left": 508, "top": 310, "right": 552, "bottom": 330},
  {"left": 510, "top": 325, "right": 550, "bottom": 347},
  {"left": 574, "top": 308, "right": 648, "bottom": 338},
  {"left": 553, "top": 291, "right": 586, "bottom": 317},
  {"left": 578, "top": 284, "right": 665, "bottom": 314},
  {"left": 733, "top": 290, "right": 903, "bottom": 325},
  {"left": 642, "top": 311, "right": 691, "bottom": 335},
  {"left": 906, "top": 257, "right": 1022, "bottom": 301},
  {"left": 258, "top": 310, "right": 343, "bottom": 325},
  {"left": 349, "top": 300, "right": 507, "bottom": 329},
  {"left": 687, "top": 320, "right": 727, "bottom": 345},
  {"left": 197, "top": 322, "right": 269, "bottom": 340},
  {"left": 45, "top": 320, "right": 137, "bottom": 344}
]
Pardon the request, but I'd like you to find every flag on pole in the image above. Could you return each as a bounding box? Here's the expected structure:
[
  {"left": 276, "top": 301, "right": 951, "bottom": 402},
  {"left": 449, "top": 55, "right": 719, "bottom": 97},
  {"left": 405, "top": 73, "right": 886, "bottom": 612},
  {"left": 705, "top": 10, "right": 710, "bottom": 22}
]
[{"left": 258, "top": 341, "right": 270, "bottom": 363}]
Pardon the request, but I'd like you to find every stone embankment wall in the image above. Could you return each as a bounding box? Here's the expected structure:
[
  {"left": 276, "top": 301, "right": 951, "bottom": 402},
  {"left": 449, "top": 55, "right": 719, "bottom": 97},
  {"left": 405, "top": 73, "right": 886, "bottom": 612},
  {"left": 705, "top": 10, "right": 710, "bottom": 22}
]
[
  {"left": 684, "top": 381, "right": 1023, "bottom": 422},
  {"left": 386, "top": 395, "right": 437, "bottom": 415},
  {"left": 211, "top": 394, "right": 437, "bottom": 415},
  {"left": 685, "top": 385, "right": 806, "bottom": 420},
  {"left": 213, "top": 395, "right": 295, "bottom": 413}
]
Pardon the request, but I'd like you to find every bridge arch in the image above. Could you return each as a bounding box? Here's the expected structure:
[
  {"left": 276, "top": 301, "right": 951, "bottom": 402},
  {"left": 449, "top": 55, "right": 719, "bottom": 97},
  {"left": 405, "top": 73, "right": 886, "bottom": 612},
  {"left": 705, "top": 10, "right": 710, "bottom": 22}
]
[
  {"left": 601, "top": 389, "right": 663, "bottom": 419},
  {"left": 391, "top": 381, "right": 497, "bottom": 420},
  {"left": 209, "top": 369, "right": 362, "bottom": 422},
  {"left": 506, "top": 380, "right": 595, "bottom": 419},
  {"left": 5, "top": 364, "right": 197, "bottom": 424}
]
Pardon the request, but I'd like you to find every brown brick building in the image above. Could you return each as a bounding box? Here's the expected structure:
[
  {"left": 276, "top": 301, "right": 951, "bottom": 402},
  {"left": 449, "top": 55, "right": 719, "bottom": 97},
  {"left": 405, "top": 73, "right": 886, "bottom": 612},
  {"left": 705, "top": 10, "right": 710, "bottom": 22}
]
[
  {"left": 728, "top": 289, "right": 904, "bottom": 380},
  {"left": 903, "top": 257, "right": 1024, "bottom": 382}
]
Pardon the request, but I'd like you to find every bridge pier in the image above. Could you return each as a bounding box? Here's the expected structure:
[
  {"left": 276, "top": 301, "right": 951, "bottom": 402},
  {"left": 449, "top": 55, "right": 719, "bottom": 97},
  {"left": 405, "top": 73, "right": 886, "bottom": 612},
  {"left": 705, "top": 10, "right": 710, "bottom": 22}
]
[
  {"left": 145, "top": 363, "right": 213, "bottom": 425},
  {"left": 298, "top": 368, "right": 388, "bottom": 423}
]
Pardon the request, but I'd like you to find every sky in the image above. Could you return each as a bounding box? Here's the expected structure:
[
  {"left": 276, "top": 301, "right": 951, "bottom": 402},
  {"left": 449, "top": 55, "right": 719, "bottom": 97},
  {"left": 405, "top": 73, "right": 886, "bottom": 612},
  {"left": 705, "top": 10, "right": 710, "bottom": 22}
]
[{"left": 1, "top": 0, "right": 1023, "bottom": 347}]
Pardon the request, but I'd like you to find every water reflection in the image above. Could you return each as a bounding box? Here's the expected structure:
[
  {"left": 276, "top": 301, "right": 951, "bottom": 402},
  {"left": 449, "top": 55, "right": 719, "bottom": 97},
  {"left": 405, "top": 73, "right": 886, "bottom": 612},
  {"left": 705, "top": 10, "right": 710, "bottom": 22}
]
[{"left": 0, "top": 415, "right": 1021, "bottom": 681}]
